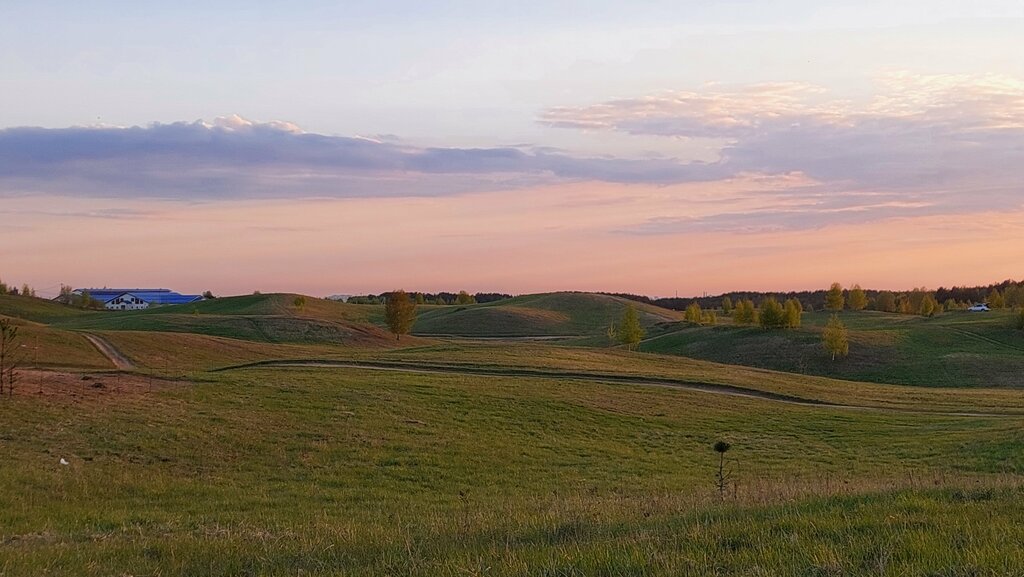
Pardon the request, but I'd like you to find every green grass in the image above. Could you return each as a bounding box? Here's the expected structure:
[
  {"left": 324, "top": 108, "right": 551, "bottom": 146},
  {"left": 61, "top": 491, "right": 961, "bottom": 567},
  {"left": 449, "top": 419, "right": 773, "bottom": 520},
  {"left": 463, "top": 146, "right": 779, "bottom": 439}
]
[
  {"left": 51, "top": 330, "right": 1024, "bottom": 414},
  {"left": 4, "top": 291, "right": 1024, "bottom": 573},
  {"left": 0, "top": 294, "right": 95, "bottom": 324},
  {"left": 2, "top": 366, "right": 1023, "bottom": 575},
  {"left": 414, "top": 292, "right": 681, "bottom": 337},
  {"left": 49, "top": 294, "right": 401, "bottom": 346},
  {"left": 0, "top": 318, "right": 112, "bottom": 369},
  {"left": 641, "top": 310, "right": 1024, "bottom": 388}
]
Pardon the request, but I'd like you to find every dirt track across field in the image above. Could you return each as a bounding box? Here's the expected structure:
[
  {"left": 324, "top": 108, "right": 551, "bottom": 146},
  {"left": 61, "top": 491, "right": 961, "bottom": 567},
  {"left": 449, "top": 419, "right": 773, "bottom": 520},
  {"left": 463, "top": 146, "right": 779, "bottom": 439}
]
[
  {"left": 213, "top": 359, "right": 1020, "bottom": 419},
  {"left": 81, "top": 333, "right": 135, "bottom": 370}
]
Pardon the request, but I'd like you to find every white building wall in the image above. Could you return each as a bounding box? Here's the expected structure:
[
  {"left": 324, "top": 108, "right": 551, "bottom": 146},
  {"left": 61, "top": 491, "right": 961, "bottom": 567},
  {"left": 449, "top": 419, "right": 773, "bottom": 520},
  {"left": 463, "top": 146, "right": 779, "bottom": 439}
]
[{"left": 104, "top": 294, "right": 150, "bottom": 310}]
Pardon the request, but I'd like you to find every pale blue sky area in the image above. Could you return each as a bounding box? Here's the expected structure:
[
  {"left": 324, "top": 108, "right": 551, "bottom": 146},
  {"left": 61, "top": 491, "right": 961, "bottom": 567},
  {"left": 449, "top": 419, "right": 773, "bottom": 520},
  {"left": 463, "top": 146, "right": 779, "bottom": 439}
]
[
  {"left": 2, "top": 1, "right": 1021, "bottom": 155},
  {"left": 4, "top": 2, "right": 1024, "bottom": 295}
]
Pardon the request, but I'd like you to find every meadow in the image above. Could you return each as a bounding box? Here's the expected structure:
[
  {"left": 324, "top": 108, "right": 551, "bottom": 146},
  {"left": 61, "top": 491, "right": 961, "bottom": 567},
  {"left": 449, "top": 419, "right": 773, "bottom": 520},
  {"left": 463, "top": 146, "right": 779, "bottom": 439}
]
[
  {"left": 640, "top": 309, "right": 1024, "bottom": 388},
  {"left": 2, "top": 292, "right": 1024, "bottom": 575}
]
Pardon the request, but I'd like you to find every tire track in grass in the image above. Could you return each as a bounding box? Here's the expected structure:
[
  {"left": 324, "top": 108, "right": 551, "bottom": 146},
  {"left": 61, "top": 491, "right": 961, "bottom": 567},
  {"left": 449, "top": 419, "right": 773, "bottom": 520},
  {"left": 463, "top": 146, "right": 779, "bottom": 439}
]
[
  {"left": 212, "top": 359, "right": 1021, "bottom": 418},
  {"left": 81, "top": 333, "right": 135, "bottom": 370}
]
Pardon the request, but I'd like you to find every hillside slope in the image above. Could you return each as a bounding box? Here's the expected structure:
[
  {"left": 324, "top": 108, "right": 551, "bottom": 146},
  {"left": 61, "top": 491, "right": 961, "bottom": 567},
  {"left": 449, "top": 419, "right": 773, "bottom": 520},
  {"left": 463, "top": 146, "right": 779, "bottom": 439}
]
[
  {"left": 413, "top": 292, "right": 682, "bottom": 337},
  {"left": 0, "top": 294, "right": 95, "bottom": 324},
  {"left": 641, "top": 310, "right": 1024, "bottom": 388},
  {"left": 51, "top": 293, "right": 402, "bottom": 346}
]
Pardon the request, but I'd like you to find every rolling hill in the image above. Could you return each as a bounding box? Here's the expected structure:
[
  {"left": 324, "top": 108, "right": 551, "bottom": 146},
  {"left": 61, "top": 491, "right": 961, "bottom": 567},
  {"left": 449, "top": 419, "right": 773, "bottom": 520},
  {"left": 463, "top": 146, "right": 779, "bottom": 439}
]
[
  {"left": 413, "top": 292, "right": 682, "bottom": 337},
  {"left": 0, "top": 294, "right": 96, "bottom": 324},
  {"left": 46, "top": 293, "right": 403, "bottom": 347},
  {"left": 641, "top": 309, "right": 1024, "bottom": 388}
]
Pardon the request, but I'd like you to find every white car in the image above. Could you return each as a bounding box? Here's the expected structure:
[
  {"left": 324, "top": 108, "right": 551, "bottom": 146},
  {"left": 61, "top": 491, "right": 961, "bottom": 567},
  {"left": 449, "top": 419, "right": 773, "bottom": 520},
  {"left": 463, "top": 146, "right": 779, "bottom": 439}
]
[{"left": 967, "top": 303, "right": 990, "bottom": 312}]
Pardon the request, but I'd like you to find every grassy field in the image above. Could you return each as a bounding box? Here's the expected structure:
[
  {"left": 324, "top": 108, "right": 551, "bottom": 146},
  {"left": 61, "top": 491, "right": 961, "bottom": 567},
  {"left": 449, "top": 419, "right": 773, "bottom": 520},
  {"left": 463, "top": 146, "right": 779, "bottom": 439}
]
[
  {"left": 413, "top": 293, "right": 681, "bottom": 337},
  {"left": 50, "top": 294, "right": 404, "bottom": 347},
  {"left": 0, "top": 294, "right": 95, "bottom": 324},
  {"left": 2, "top": 366, "right": 1023, "bottom": 575},
  {"left": 3, "top": 292, "right": 1024, "bottom": 574},
  {"left": 0, "top": 313, "right": 112, "bottom": 370},
  {"left": 641, "top": 309, "right": 1024, "bottom": 388}
]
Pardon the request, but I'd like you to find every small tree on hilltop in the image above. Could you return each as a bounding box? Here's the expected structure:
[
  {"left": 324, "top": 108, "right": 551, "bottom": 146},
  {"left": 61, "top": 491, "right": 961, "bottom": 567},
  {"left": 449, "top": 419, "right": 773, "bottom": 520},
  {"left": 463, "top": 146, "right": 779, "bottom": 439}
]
[
  {"left": 57, "top": 284, "right": 74, "bottom": 304},
  {"left": 455, "top": 291, "right": 476, "bottom": 305},
  {"left": 825, "top": 282, "right": 845, "bottom": 312},
  {"left": 848, "top": 284, "right": 867, "bottom": 311},
  {"left": 822, "top": 314, "right": 849, "bottom": 361},
  {"left": 733, "top": 299, "right": 758, "bottom": 326},
  {"left": 293, "top": 295, "right": 307, "bottom": 311},
  {"left": 685, "top": 302, "right": 703, "bottom": 324},
  {"left": 919, "top": 294, "right": 939, "bottom": 317},
  {"left": 618, "top": 304, "right": 645, "bottom": 351},
  {"left": 759, "top": 297, "right": 786, "bottom": 329},
  {"left": 784, "top": 298, "right": 802, "bottom": 328},
  {"left": 385, "top": 289, "right": 417, "bottom": 341}
]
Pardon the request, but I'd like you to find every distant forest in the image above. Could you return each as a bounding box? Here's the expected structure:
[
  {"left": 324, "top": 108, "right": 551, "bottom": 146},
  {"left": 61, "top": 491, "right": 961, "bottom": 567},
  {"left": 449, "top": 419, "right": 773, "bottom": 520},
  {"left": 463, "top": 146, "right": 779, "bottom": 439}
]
[
  {"left": 629, "top": 279, "right": 1024, "bottom": 312},
  {"left": 342, "top": 280, "right": 1024, "bottom": 313},
  {"left": 344, "top": 291, "right": 512, "bottom": 305}
]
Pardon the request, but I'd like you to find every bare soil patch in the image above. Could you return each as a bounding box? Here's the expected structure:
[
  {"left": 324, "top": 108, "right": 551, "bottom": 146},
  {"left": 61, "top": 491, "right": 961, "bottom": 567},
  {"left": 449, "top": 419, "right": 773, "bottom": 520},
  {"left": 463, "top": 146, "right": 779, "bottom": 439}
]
[{"left": 7, "top": 369, "right": 190, "bottom": 403}]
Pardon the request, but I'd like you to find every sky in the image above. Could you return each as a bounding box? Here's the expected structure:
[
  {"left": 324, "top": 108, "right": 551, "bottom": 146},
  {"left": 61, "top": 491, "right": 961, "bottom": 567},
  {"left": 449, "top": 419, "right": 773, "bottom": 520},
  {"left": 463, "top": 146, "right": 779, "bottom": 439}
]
[{"left": 2, "top": 1, "right": 1023, "bottom": 298}]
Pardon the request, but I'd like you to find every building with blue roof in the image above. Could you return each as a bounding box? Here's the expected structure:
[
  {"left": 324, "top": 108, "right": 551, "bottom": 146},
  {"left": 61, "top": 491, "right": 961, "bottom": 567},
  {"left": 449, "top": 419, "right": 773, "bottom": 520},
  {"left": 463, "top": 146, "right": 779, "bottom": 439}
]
[{"left": 73, "top": 288, "right": 203, "bottom": 310}]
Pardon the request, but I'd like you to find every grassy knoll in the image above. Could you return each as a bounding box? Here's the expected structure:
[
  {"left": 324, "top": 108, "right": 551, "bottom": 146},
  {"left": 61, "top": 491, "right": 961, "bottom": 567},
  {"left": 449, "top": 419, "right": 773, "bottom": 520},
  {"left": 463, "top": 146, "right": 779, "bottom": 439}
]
[
  {"left": 2, "top": 365, "right": 1023, "bottom": 575},
  {"left": 351, "top": 341, "right": 1024, "bottom": 414},
  {"left": 96, "top": 331, "right": 373, "bottom": 372},
  {"left": 164, "top": 293, "right": 386, "bottom": 326},
  {"left": 0, "top": 316, "right": 112, "bottom": 370},
  {"left": 413, "top": 292, "right": 681, "bottom": 337},
  {"left": 49, "top": 294, "right": 404, "bottom": 347},
  {"left": 63, "top": 331, "right": 1024, "bottom": 415},
  {"left": 641, "top": 310, "right": 1024, "bottom": 388},
  {"left": 0, "top": 294, "right": 94, "bottom": 324}
]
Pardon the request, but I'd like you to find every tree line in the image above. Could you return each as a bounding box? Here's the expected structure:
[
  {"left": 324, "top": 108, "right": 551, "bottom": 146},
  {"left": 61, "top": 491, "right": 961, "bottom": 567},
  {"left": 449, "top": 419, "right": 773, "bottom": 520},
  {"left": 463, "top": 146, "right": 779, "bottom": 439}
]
[
  {"left": 55, "top": 285, "right": 105, "bottom": 309},
  {"left": 348, "top": 291, "right": 511, "bottom": 306},
  {"left": 0, "top": 278, "right": 37, "bottom": 298},
  {"left": 655, "top": 279, "right": 1024, "bottom": 313}
]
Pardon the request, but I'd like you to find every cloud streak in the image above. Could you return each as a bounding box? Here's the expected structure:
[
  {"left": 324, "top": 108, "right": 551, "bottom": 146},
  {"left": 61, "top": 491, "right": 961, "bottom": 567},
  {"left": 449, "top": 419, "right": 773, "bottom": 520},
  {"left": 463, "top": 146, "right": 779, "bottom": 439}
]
[
  {"left": 541, "top": 73, "right": 1024, "bottom": 232},
  {"left": 4, "top": 73, "right": 1023, "bottom": 237},
  {"left": 0, "top": 114, "right": 725, "bottom": 200}
]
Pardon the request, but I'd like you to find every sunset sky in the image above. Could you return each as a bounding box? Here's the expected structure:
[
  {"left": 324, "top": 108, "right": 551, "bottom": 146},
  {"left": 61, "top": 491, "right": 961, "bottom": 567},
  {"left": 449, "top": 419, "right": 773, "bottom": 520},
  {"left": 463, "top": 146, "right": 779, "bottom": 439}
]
[{"left": 3, "top": 1, "right": 1023, "bottom": 298}]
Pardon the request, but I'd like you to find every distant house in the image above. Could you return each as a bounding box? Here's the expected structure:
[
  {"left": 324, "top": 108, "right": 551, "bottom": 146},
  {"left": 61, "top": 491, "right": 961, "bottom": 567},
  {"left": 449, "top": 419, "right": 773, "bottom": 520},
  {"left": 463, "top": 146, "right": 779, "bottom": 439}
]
[
  {"left": 967, "top": 303, "right": 991, "bottom": 312},
  {"left": 73, "top": 288, "right": 203, "bottom": 310}
]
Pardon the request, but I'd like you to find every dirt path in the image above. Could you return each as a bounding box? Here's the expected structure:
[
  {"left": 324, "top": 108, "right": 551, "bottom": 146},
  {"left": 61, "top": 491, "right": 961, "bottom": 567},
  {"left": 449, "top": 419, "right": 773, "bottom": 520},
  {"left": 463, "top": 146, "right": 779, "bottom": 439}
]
[
  {"left": 413, "top": 334, "right": 583, "bottom": 341},
  {"left": 213, "top": 359, "right": 1019, "bottom": 418},
  {"left": 81, "top": 333, "right": 135, "bottom": 370}
]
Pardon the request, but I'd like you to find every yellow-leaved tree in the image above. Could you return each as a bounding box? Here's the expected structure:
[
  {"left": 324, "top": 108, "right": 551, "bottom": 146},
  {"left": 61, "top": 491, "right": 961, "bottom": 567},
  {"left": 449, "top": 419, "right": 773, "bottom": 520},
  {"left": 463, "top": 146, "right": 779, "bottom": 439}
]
[
  {"left": 385, "top": 289, "right": 418, "bottom": 341},
  {"left": 784, "top": 298, "right": 802, "bottom": 328},
  {"left": 684, "top": 302, "right": 703, "bottom": 324},
  {"left": 618, "top": 304, "right": 645, "bottom": 351},
  {"left": 848, "top": 284, "right": 867, "bottom": 311},
  {"left": 825, "top": 282, "right": 845, "bottom": 312},
  {"left": 822, "top": 314, "right": 849, "bottom": 361}
]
